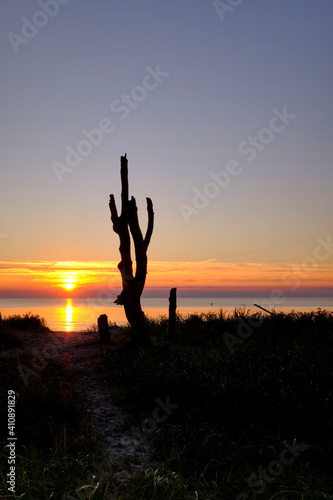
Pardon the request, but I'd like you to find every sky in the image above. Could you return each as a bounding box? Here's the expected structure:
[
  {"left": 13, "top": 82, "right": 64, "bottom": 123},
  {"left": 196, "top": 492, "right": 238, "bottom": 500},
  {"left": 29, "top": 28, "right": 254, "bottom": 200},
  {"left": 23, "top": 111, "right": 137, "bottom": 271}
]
[{"left": 1, "top": 0, "right": 333, "bottom": 298}]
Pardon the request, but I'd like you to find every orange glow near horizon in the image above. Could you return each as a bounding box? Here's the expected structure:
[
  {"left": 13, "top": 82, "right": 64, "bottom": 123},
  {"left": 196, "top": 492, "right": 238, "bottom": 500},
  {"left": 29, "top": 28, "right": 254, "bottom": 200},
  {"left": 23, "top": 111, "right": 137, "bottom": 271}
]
[{"left": 0, "top": 259, "right": 332, "bottom": 297}]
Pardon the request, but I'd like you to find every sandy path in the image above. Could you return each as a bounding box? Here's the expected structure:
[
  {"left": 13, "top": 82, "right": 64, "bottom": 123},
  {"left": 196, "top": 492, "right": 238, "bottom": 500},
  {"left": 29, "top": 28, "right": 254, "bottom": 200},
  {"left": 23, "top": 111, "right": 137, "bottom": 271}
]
[{"left": 3, "top": 329, "right": 154, "bottom": 483}]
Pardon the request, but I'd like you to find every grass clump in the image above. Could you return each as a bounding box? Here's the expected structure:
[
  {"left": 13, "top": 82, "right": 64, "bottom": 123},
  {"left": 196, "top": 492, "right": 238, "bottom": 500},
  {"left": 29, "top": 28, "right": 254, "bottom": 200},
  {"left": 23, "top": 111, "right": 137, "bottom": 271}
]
[
  {"left": 1, "top": 312, "right": 51, "bottom": 349},
  {"left": 2, "top": 311, "right": 51, "bottom": 333}
]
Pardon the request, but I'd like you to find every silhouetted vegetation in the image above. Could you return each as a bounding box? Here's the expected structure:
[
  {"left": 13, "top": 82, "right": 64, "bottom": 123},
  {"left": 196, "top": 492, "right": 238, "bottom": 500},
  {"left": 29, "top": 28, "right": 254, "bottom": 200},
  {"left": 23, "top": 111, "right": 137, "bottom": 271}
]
[
  {"left": 102, "top": 308, "right": 333, "bottom": 498},
  {"left": 1, "top": 312, "right": 51, "bottom": 348},
  {"left": 0, "top": 331, "right": 118, "bottom": 499},
  {"left": 1, "top": 308, "right": 332, "bottom": 498},
  {"left": 2, "top": 311, "right": 50, "bottom": 333}
]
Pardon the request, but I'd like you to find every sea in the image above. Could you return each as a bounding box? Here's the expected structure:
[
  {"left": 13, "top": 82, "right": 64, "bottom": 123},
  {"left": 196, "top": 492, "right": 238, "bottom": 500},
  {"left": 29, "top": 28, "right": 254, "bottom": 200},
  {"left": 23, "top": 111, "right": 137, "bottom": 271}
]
[{"left": 0, "top": 296, "right": 332, "bottom": 332}]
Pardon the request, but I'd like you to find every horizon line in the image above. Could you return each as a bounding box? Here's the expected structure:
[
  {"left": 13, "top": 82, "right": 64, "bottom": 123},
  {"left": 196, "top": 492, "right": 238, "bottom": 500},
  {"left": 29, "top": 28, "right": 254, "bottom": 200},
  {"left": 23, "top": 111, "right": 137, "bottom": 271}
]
[{"left": 0, "top": 287, "right": 332, "bottom": 299}]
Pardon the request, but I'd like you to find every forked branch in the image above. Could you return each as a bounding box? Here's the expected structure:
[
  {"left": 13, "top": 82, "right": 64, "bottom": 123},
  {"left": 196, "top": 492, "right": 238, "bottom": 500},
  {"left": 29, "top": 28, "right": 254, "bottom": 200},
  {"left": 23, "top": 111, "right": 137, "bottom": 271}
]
[{"left": 109, "top": 154, "right": 154, "bottom": 344}]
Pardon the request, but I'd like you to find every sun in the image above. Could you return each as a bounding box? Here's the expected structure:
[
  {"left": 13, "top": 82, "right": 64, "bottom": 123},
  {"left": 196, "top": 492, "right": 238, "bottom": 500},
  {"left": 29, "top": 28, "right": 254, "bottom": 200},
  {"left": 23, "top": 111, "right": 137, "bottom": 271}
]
[
  {"left": 63, "top": 282, "right": 75, "bottom": 290},
  {"left": 59, "top": 273, "right": 77, "bottom": 292}
]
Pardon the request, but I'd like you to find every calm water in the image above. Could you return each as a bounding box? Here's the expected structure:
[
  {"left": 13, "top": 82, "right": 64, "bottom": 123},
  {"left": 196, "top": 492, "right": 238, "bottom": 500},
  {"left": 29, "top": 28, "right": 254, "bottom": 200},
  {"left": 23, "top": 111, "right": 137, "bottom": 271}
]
[{"left": 0, "top": 297, "right": 332, "bottom": 332}]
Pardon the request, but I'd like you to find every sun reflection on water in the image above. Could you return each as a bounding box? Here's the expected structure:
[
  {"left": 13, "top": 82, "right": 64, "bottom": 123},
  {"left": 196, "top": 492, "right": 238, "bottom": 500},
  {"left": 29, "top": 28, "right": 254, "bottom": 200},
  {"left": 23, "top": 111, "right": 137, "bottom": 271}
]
[{"left": 65, "top": 299, "right": 73, "bottom": 332}]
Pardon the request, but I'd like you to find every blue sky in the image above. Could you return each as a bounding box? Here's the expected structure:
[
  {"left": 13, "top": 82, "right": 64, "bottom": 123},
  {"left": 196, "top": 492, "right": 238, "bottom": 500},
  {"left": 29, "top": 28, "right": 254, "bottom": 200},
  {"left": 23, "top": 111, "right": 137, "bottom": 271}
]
[{"left": 1, "top": 1, "right": 332, "bottom": 293}]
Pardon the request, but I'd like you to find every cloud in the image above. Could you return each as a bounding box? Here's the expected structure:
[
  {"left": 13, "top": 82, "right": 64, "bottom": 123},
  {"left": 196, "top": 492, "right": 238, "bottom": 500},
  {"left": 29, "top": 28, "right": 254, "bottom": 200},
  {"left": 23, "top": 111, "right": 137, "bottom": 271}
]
[{"left": 0, "top": 260, "right": 332, "bottom": 297}]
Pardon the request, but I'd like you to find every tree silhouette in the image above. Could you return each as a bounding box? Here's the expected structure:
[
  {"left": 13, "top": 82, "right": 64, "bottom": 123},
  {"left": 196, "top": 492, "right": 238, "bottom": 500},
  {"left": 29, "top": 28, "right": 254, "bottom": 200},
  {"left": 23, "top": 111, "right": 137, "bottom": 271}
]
[{"left": 109, "top": 154, "right": 154, "bottom": 345}]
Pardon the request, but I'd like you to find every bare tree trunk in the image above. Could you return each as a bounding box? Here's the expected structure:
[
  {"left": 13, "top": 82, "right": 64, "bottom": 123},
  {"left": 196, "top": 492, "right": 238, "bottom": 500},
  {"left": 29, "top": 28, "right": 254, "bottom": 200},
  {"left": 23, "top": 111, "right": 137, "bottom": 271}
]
[
  {"left": 109, "top": 155, "right": 154, "bottom": 345},
  {"left": 167, "top": 288, "right": 177, "bottom": 338}
]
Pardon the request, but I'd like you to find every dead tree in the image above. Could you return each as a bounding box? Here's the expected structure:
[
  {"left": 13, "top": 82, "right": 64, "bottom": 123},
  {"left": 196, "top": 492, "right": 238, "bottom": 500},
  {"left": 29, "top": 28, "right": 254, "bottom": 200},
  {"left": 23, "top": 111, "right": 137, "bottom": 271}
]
[{"left": 109, "top": 154, "right": 154, "bottom": 345}]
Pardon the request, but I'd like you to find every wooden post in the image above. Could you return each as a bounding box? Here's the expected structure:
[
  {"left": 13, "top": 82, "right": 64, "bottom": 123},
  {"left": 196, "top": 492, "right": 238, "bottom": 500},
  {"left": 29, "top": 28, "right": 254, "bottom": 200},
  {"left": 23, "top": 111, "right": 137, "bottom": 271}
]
[
  {"left": 167, "top": 288, "right": 177, "bottom": 337},
  {"left": 98, "top": 314, "right": 111, "bottom": 344}
]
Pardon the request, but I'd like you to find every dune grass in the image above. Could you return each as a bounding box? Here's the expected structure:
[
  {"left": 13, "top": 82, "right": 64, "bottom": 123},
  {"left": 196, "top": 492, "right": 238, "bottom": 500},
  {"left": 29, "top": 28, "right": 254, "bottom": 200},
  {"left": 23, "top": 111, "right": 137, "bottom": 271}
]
[
  {"left": 0, "top": 345, "right": 121, "bottom": 499},
  {"left": 1, "top": 308, "right": 333, "bottom": 498},
  {"left": 2, "top": 311, "right": 51, "bottom": 333},
  {"left": 1, "top": 312, "right": 51, "bottom": 349},
  {"left": 102, "top": 308, "right": 333, "bottom": 499},
  {"left": 0, "top": 313, "right": 126, "bottom": 499}
]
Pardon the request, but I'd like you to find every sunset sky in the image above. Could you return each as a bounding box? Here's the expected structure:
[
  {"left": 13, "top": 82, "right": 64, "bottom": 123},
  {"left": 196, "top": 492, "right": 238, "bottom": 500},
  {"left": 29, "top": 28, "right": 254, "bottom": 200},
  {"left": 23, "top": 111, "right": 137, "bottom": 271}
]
[{"left": 1, "top": 1, "right": 333, "bottom": 298}]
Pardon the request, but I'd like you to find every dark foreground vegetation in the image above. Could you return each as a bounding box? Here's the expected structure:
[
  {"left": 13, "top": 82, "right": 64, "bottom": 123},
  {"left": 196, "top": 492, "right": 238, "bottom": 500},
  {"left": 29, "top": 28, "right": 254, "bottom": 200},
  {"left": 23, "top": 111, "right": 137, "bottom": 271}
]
[
  {"left": 0, "top": 312, "right": 50, "bottom": 348},
  {"left": 1, "top": 309, "right": 333, "bottom": 499}
]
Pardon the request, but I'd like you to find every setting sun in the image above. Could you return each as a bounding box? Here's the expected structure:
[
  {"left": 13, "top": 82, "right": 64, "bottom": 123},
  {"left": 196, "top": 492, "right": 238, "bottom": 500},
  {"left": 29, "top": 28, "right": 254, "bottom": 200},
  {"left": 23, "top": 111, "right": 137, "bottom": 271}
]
[{"left": 63, "top": 282, "right": 75, "bottom": 290}]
